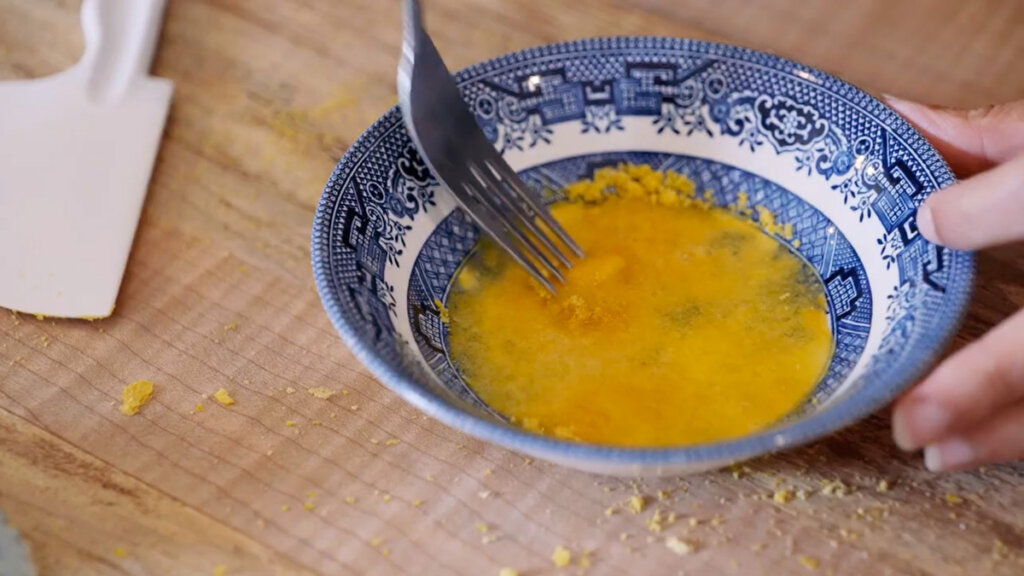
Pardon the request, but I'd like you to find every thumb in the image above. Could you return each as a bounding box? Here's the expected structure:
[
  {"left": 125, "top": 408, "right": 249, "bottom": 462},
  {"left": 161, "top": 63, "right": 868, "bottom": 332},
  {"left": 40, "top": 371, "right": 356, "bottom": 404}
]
[{"left": 883, "top": 96, "right": 1024, "bottom": 177}]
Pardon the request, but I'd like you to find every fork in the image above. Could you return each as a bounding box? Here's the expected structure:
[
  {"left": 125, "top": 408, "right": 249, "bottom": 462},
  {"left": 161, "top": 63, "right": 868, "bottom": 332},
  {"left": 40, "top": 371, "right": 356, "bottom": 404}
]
[{"left": 396, "top": 0, "right": 584, "bottom": 292}]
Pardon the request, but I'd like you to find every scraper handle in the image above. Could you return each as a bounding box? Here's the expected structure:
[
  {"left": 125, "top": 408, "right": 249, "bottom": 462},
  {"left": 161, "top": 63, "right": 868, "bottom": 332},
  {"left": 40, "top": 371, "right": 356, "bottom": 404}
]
[{"left": 79, "top": 0, "right": 169, "bottom": 103}]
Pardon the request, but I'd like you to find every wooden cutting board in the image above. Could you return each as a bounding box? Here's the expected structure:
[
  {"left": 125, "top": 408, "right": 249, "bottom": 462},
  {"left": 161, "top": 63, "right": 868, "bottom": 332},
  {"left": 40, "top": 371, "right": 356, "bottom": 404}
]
[{"left": 1, "top": 1, "right": 1022, "bottom": 574}]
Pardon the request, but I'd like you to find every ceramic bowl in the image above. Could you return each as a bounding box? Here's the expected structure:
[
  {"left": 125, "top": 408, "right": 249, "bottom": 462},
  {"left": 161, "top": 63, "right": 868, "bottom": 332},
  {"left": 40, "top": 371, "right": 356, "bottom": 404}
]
[{"left": 311, "top": 37, "right": 972, "bottom": 475}]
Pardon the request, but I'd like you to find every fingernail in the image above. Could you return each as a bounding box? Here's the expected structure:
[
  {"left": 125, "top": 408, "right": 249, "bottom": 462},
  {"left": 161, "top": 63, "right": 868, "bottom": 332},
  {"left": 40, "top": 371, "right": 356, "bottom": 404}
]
[
  {"left": 924, "top": 436, "right": 974, "bottom": 472},
  {"left": 893, "top": 400, "right": 950, "bottom": 450},
  {"left": 916, "top": 203, "right": 940, "bottom": 244}
]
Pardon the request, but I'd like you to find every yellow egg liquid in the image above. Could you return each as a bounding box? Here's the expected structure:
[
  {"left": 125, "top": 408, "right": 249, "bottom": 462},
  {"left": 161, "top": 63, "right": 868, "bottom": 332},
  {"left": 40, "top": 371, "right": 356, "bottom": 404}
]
[{"left": 446, "top": 166, "right": 833, "bottom": 447}]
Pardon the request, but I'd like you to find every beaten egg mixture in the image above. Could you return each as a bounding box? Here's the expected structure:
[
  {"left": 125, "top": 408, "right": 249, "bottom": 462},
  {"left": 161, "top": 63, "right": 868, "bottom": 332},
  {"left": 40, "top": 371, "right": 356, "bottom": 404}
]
[{"left": 446, "top": 164, "right": 832, "bottom": 447}]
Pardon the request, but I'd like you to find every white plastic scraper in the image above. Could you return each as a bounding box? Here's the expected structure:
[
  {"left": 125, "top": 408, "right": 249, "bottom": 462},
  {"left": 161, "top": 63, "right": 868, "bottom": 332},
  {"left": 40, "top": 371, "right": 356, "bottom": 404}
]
[{"left": 0, "top": 0, "right": 173, "bottom": 319}]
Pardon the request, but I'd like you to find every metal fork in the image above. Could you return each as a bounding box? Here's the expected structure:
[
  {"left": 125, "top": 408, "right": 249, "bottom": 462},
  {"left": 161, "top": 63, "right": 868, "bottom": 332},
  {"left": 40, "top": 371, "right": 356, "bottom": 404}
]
[{"left": 396, "top": 0, "right": 583, "bottom": 292}]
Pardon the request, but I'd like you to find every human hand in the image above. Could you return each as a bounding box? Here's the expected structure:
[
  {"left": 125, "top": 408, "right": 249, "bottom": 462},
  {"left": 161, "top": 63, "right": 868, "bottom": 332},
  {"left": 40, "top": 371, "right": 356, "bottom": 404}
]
[{"left": 884, "top": 96, "right": 1024, "bottom": 471}]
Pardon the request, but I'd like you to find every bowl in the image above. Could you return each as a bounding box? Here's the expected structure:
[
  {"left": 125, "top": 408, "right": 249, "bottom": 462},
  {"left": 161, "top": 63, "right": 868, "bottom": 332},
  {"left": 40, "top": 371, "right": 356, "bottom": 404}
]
[{"left": 311, "top": 37, "right": 972, "bottom": 475}]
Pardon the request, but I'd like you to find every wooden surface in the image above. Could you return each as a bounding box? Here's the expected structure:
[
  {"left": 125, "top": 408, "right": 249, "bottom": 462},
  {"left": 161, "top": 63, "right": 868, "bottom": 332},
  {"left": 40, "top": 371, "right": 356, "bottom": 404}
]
[{"left": 1, "top": 0, "right": 1022, "bottom": 574}]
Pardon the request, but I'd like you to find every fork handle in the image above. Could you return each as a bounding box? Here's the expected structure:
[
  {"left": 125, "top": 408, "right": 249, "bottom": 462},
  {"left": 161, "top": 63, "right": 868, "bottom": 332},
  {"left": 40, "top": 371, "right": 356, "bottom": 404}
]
[{"left": 403, "top": 0, "right": 424, "bottom": 40}]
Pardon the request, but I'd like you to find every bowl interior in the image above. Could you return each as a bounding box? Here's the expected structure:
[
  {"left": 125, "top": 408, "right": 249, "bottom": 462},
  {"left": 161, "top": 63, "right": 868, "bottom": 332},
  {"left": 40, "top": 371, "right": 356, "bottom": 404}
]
[{"left": 312, "top": 37, "right": 972, "bottom": 472}]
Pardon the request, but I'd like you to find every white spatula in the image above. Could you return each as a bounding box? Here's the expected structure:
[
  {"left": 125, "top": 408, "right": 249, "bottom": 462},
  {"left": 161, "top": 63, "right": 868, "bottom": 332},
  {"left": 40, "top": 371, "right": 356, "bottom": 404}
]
[{"left": 0, "top": 0, "right": 173, "bottom": 319}]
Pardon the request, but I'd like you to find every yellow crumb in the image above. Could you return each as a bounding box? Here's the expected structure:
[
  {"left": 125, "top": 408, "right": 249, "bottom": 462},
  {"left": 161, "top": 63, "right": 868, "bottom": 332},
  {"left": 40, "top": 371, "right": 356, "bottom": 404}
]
[
  {"left": 307, "top": 386, "right": 337, "bottom": 399},
  {"left": 280, "top": 505, "right": 290, "bottom": 511},
  {"left": 647, "top": 509, "right": 665, "bottom": 533},
  {"left": 820, "top": 479, "right": 850, "bottom": 497},
  {"left": 551, "top": 545, "right": 572, "bottom": 568},
  {"left": 773, "top": 489, "right": 794, "bottom": 504},
  {"left": 498, "top": 568, "right": 519, "bottom": 576},
  {"left": 604, "top": 506, "right": 617, "bottom": 517},
  {"left": 382, "top": 494, "right": 391, "bottom": 503},
  {"left": 113, "top": 547, "right": 127, "bottom": 558},
  {"left": 476, "top": 523, "right": 489, "bottom": 533},
  {"left": 657, "top": 489, "right": 671, "bottom": 501},
  {"left": 285, "top": 386, "right": 296, "bottom": 394},
  {"left": 385, "top": 439, "right": 400, "bottom": 446},
  {"left": 194, "top": 403, "right": 204, "bottom": 413},
  {"left": 665, "top": 536, "right": 695, "bottom": 555},
  {"left": 311, "top": 420, "right": 321, "bottom": 426},
  {"left": 285, "top": 420, "right": 296, "bottom": 427},
  {"left": 213, "top": 388, "right": 235, "bottom": 406},
  {"left": 213, "top": 566, "right": 227, "bottom": 576},
  {"left": 628, "top": 495, "right": 646, "bottom": 514},
  {"left": 34, "top": 313, "right": 45, "bottom": 321},
  {"left": 344, "top": 497, "right": 356, "bottom": 504},
  {"left": 992, "top": 539, "right": 1009, "bottom": 560},
  {"left": 303, "top": 502, "right": 315, "bottom": 511},
  {"left": 120, "top": 380, "right": 154, "bottom": 416},
  {"left": 223, "top": 323, "right": 237, "bottom": 331},
  {"left": 945, "top": 493, "right": 963, "bottom": 505},
  {"left": 798, "top": 556, "right": 819, "bottom": 570},
  {"left": 688, "top": 517, "right": 700, "bottom": 527},
  {"left": 434, "top": 298, "right": 450, "bottom": 324},
  {"left": 876, "top": 479, "right": 890, "bottom": 493},
  {"left": 412, "top": 500, "right": 423, "bottom": 507}
]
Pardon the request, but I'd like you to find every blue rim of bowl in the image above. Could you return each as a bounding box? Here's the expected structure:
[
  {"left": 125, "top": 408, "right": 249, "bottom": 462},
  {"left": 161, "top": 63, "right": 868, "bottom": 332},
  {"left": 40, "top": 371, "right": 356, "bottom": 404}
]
[{"left": 312, "top": 36, "right": 974, "bottom": 467}]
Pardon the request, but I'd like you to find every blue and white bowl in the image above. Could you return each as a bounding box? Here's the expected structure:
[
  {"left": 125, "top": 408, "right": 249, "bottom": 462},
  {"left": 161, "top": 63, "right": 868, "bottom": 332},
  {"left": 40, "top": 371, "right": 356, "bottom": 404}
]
[{"left": 312, "top": 37, "right": 972, "bottom": 475}]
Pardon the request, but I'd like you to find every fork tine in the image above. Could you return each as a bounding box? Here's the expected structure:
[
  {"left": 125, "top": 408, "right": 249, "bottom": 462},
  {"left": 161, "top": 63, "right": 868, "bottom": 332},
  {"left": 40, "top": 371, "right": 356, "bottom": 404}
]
[
  {"left": 466, "top": 163, "right": 573, "bottom": 269},
  {"left": 463, "top": 176, "right": 565, "bottom": 284},
  {"left": 456, "top": 185, "right": 557, "bottom": 293},
  {"left": 484, "top": 158, "right": 586, "bottom": 258}
]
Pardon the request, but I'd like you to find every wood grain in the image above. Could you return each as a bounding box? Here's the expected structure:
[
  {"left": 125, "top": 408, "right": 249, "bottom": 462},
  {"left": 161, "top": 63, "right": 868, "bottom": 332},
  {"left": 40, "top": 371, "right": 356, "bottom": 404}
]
[{"left": 1, "top": 1, "right": 1022, "bottom": 574}]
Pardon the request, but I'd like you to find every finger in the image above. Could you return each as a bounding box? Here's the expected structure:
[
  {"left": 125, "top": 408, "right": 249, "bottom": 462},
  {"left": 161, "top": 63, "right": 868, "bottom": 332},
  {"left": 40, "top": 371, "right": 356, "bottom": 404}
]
[
  {"left": 884, "top": 96, "right": 1024, "bottom": 177},
  {"left": 892, "top": 308, "right": 1024, "bottom": 451},
  {"left": 915, "top": 153, "right": 1024, "bottom": 250},
  {"left": 923, "top": 401, "right": 1024, "bottom": 472}
]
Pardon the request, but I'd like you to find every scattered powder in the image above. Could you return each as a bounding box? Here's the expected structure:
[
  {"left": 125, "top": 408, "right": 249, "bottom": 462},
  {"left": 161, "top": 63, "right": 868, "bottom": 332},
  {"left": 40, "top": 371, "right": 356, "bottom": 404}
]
[
  {"left": 628, "top": 496, "right": 646, "bottom": 514},
  {"left": 120, "top": 380, "right": 154, "bottom": 416},
  {"left": 213, "top": 388, "right": 235, "bottom": 406}
]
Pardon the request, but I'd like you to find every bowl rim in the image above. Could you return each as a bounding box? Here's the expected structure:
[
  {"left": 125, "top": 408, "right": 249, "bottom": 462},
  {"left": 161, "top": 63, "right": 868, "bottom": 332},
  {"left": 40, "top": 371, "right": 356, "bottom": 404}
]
[{"left": 311, "top": 35, "right": 974, "bottom": 468}]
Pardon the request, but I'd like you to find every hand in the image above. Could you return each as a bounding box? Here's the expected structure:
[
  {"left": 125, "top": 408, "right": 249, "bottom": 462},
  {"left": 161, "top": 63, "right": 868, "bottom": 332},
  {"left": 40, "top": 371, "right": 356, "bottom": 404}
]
[{"left": 885, "top": 96, "right": 1024, "bottom": 472}]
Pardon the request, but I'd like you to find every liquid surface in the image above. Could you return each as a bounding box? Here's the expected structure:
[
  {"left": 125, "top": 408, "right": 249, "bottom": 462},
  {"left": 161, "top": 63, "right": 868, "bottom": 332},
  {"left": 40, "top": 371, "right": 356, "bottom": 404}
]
[{"left": 446, "top": 165, "right": 833, "bottom": 447}]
